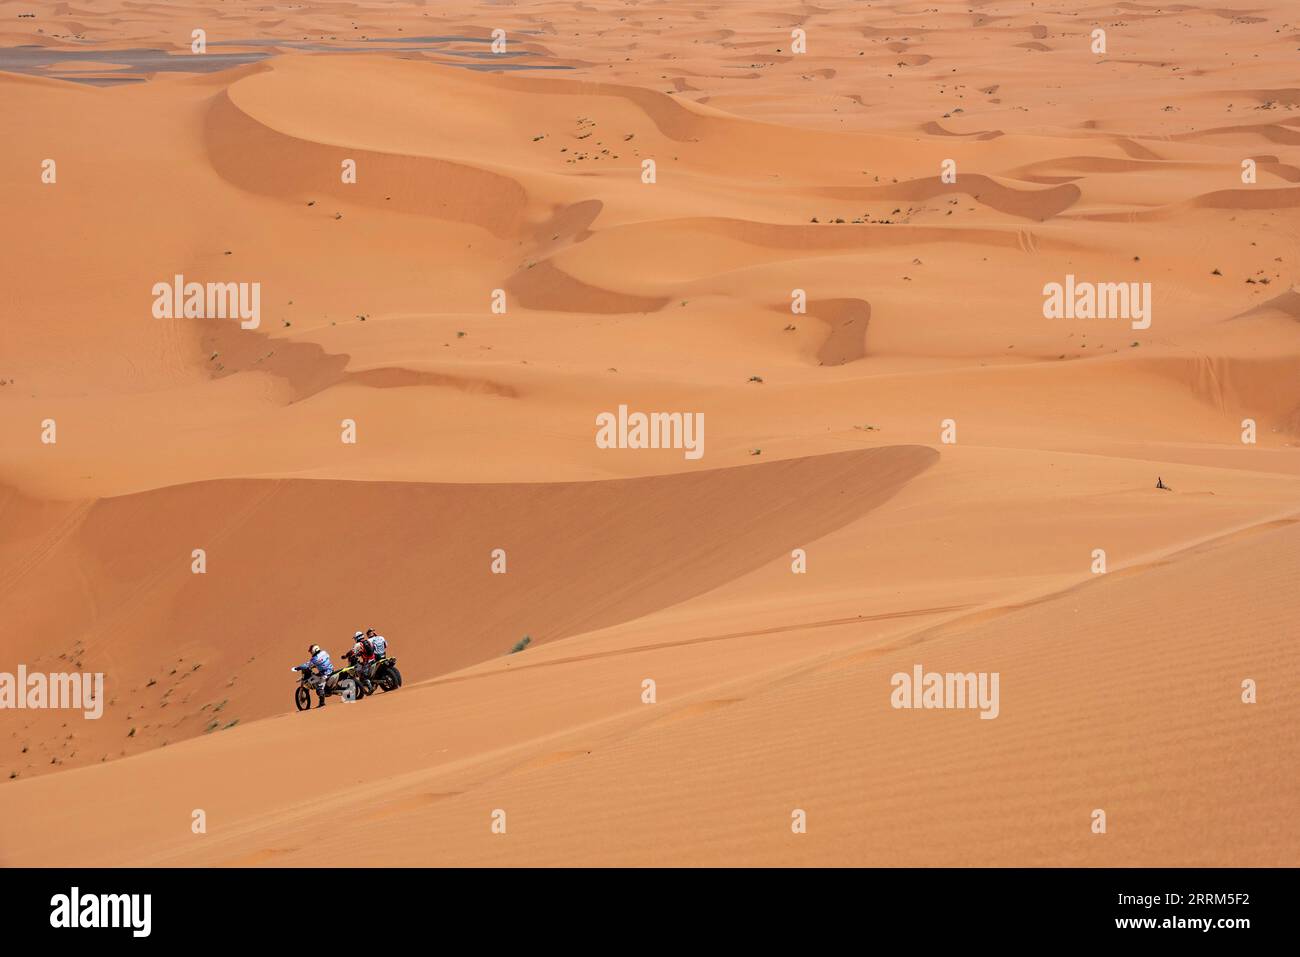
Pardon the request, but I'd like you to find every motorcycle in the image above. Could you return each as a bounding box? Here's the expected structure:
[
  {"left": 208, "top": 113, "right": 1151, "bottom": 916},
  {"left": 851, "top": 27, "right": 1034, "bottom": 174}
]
[
  {"left": 293, "top": 663, "right": 362, "bottom": 711},
  {"left": 371, "top": 656, "right": 402, "bottom": 692},
  {"left": 347, "top": 653, "right": 402, "bottom": 697}
]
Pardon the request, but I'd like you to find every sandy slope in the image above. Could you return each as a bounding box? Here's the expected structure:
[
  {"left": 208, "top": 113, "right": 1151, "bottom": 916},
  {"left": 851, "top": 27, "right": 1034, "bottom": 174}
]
[
  {"left": 0, "top": 0, "right": 1297, "bottom": 865},
  {"left": 4, "top": 515, "right": 1297, "bottom": 866}
]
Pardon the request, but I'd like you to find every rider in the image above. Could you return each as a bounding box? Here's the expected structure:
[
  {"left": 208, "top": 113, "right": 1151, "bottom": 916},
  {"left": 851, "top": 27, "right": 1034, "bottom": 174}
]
[
  {"left": 365, "top": 628, "right": 388, "bottom": 661},
  {"left": 292, "top": 643, "right": 333, "bottom": 708},
  {"left": 346, "top": 630, "right": 377, "bottom": 691}
]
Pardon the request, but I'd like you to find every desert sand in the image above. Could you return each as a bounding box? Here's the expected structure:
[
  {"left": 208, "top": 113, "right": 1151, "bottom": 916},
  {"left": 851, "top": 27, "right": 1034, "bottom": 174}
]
[{"left": 0, "top": 0, "right": 1296, "bottom": 866}]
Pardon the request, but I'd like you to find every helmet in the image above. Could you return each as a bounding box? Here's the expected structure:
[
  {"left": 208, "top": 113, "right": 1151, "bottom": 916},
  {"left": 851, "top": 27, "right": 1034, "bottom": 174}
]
[
  {"left": 309, "top": 644, "right": 321, "bottom": 655},
  {"left": 354, "top": 631, "right": 364, "bottom": 640},
  {"left": 366, "top": 628, "right": 376, "bottom": 637}
]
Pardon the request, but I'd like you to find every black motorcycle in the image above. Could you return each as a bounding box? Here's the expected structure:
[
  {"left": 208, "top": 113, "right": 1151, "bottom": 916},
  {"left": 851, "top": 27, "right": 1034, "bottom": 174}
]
[
  {"left": 347, "top": 653, "right": 402, "bottom": 698},
  {"left": 371, "top": 656, "right": 402, "bottom": 692}
]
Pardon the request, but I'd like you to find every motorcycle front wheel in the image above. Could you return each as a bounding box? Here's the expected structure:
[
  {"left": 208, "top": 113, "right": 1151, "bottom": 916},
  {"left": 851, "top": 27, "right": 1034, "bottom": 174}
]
[{"left": 294, "top": 686, "right": 312, "bottom": 711}]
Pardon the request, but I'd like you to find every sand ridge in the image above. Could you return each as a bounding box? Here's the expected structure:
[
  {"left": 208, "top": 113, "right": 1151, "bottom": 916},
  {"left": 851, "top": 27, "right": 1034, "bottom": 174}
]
[{"left": 0, "top": 0, "right": 1296, "bottom": 866}]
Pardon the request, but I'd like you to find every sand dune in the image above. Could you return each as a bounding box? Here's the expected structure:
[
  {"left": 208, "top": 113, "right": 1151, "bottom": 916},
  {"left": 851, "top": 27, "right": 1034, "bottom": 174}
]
[
  {"left": 0, "top": 0, "right": 1297, "bottom": 867},
  {"left": 0, "top": 446, "right": 931, "bottom": 773},
  {"left": 3, "top": 511, "right": 1296, "bottom": 866}
]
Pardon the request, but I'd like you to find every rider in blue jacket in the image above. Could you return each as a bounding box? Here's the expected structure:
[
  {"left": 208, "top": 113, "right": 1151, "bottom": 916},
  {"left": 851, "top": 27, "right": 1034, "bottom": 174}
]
[{"left": 293, "top": 644, "right": 333, "bottom": 707}]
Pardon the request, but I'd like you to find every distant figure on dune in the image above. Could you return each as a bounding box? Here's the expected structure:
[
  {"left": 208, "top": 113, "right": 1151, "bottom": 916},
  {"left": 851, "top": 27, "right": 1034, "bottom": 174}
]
[{"left": 1156, "top": 476, "right": 1170, "bottom": 490}]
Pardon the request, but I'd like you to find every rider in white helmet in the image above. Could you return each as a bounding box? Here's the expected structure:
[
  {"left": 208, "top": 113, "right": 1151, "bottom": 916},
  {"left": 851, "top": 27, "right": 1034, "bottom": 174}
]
[
  {"left": 346, "top": 630, "right": 377, "bottom": 691},
  {"left": 292, "top": 643, "right": 334, "bottom": 707}
]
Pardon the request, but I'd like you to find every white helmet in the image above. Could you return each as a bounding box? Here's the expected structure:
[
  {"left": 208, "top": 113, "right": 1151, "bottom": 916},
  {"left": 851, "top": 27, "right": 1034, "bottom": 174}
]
[
  {"left": 354, "top": 631, "right": 365, "bottom": 641},
  {"left": 309, "top": 644, "right": 321, "bottom": 655}
]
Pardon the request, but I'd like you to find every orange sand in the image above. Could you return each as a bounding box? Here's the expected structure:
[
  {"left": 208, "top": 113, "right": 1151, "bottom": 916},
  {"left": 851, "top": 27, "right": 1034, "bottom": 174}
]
[{"left": 0, "top": 0, "right": 1296, "bottom": 866}]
